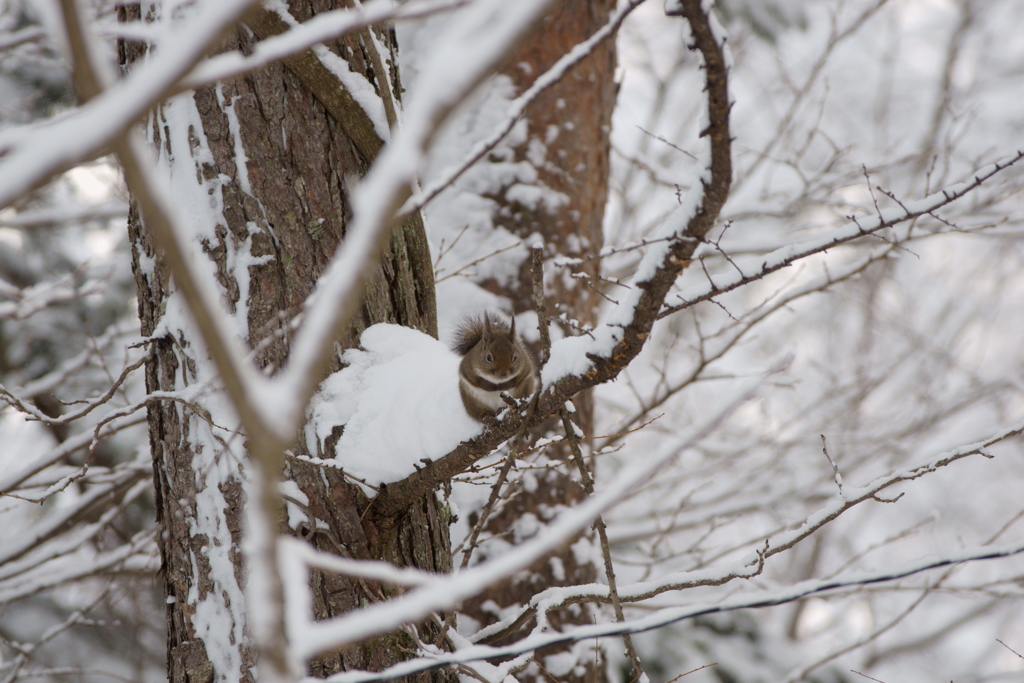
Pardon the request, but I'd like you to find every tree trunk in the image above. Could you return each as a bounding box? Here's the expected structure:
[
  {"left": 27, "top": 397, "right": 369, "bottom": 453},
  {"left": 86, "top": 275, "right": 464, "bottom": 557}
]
[
  {"left": 459, "top": 1, "right": 618, "bottom": 681},
  {"left": 120, "top": 3, "right": 451, "bottom": 681}
]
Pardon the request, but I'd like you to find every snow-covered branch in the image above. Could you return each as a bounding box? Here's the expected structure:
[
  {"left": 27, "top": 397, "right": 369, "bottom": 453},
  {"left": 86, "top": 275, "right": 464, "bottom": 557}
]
[
  {"left": 0, "top": 354, "right": 147, "bottom": 426},
  {"left": 0, "top": 475, "right": 150, "bottom": 580},
  {"left": 0, "top": 201, "right": 127, "bottom": 228},
  {"left": 271, "top": 0, "right": 558, "bottom": 429},
  {"left": 182, "top": 0, "right": 469, "bottom": 91},
  {"left": 285, "top": 370, "right": 764, "bottom": 659},
  {"left": 0, "top": 0, "right": 260, "bottom": 209},
  {"left": 0, "top": 413, "right": 145, "bottom": 495},
  {"left": 370, "top": 0, "right": 734, "bottom": 517},
  {"left": 0, "top": 528, "right": 158, "bottom": 606},
  {"left": 307, "top": 538, "right": 1024, "bottom": 682},
  {"left": 0, "top": 275, "right": 106, "bottom": 321},
  {"left": 458, "top": 416, "right": 1023, "bottom": 646}
]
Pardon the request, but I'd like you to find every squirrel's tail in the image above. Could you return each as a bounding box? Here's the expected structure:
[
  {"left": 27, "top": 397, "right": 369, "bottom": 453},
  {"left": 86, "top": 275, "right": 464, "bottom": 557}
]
[{"left": 451, "top": 311, "right": 512, "bottom": 356}]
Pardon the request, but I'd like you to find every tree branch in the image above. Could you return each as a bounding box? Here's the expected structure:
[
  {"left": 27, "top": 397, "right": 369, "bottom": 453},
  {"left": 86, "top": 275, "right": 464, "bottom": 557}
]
[
  {"left": 305, "top": 538, "right": 1024, "bottom": 683},
  {"left": 370, "top": 0, "right": 733, "bottom": 519}
]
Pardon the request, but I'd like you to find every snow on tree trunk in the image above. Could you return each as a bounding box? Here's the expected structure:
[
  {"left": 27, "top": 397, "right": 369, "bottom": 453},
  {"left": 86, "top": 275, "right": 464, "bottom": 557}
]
[{"left": 120, "top": 3, "right": 450, "bottom": 682}]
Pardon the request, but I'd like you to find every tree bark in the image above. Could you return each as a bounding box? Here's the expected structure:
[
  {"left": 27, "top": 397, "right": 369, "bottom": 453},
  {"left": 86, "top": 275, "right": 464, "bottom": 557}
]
[
  {"left": 121, "top": 2, "right": 450, "bottom": 681},
  {"left": 458, "top": 1, "right": 618, "bottom": 681}
]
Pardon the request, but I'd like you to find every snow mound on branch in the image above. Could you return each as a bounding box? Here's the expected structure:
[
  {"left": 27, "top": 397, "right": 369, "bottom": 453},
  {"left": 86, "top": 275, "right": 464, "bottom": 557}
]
[{"left": 306, "top": 324, "right": 481, "bottom": 489}]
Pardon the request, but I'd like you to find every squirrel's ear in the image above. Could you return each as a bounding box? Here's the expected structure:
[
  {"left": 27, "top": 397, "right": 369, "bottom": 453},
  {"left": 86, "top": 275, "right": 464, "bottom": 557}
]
[
  {"left": 483, "top": 314, "right": 492, "bottom": 341},
  {"left": 509, "top": 312, "right": 516, "bottom": 337}
]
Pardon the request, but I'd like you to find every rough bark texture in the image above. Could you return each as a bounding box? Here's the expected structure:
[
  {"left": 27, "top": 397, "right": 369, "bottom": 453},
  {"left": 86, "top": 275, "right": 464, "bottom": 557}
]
[
  {"left": 459, "top": 1, "right": 618, "bottom": 681},
  {"left": 287, "top": 460, "right": 452, "bottom": 676},
  {"left": 121, "top": 2, "right": 450, "bottom": 682}
]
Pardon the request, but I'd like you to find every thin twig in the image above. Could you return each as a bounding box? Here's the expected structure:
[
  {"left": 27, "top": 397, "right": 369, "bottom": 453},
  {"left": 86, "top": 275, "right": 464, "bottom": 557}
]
[
  {"left": 996, "top": 639, "right": 1024, "bottom": 660},
  {"left": 561, "top": 407, "right": 644, "bottom": 680},
  {"left": 665, "top": 663, "right": 718, "bottom": 682},
  {"left": 531, "top": 244, "right": 551, "bottom": 365}
]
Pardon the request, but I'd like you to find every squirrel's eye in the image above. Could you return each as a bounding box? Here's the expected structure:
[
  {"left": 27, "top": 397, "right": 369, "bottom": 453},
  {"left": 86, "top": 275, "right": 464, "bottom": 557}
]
[
  {"left": 485, "top": 353, "right": 493, "bottom": 363},
  {"left": 513, "top": 355, "right": 518, "bottom": 363}
]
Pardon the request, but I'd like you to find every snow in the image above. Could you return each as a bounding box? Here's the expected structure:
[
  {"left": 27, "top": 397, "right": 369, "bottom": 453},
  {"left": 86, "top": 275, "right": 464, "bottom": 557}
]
[
  {"left": 306, "top": 324, "right": 481, "bottom": 490},
  {"left": 290, "top": 369, "right": 764, "bottom": 659},
  {"left": 542, "top": 334, "right": 606, "bottom": 388},
  {"left": 293, "top": 533, "right": 1024, "bottom": 683},
  {"left": 217, "top": 84, "right": 252, "bottom": 195},
  {"left": 0, "top": 201, "right": 127, "bottom": 229},
  {"left": 504, "top": 182, "right": 568, "bottom": 213},
  {"left": 266, "top": 3, "right": 392, "bottom": 141},
  {"left": 4, "top": 0, "right": 1024, "bottom": 680},
  {"left": 276, "top": 0, "right": 555, "bottom": 426},
  {"left": 183, "top": 0, "right": 466, "bottom": 90},
  {"left": 314, "top": 44, "right": 391, "bottom": 140},
  {"left": 0, "top": 0, "right": 260, "bottom": 210}
]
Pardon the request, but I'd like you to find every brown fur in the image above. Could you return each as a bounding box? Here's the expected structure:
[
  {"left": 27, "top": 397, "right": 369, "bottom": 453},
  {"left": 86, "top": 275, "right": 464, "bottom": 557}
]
[{"left": 453, "top": 313, "right": 537, "bottom": 421}]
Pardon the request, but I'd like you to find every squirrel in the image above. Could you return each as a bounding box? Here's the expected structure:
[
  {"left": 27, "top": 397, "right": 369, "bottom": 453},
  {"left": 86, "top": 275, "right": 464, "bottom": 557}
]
[{"left": 453, "top": 312, "right": 537, "bottom": 422}]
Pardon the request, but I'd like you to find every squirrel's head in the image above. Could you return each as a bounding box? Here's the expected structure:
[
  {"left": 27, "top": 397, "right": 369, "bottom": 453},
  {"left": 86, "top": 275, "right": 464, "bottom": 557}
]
[{"left": 474, "top": 316, "right": 522, "bottom": 380}]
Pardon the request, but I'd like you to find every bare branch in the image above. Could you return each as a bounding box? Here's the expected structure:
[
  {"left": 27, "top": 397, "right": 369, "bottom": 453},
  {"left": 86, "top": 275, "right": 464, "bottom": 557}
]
[
  {"left": 561, "top": 407, "right": 643, "bottom": 680},
  {"left": 309, "top": 538, "right": 1024, "bottom": 682},
  {"left": 659, "top": 151, "right": 1024, "bottom": 318},
  {"left": 372, "top": 0, "right": 734, "bottom": 518}
]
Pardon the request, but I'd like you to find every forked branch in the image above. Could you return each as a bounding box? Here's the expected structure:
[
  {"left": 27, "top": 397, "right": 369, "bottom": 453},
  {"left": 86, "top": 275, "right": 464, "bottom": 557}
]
[{"left": 371, "top": 0, "right": 733, "bottom": 518}]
